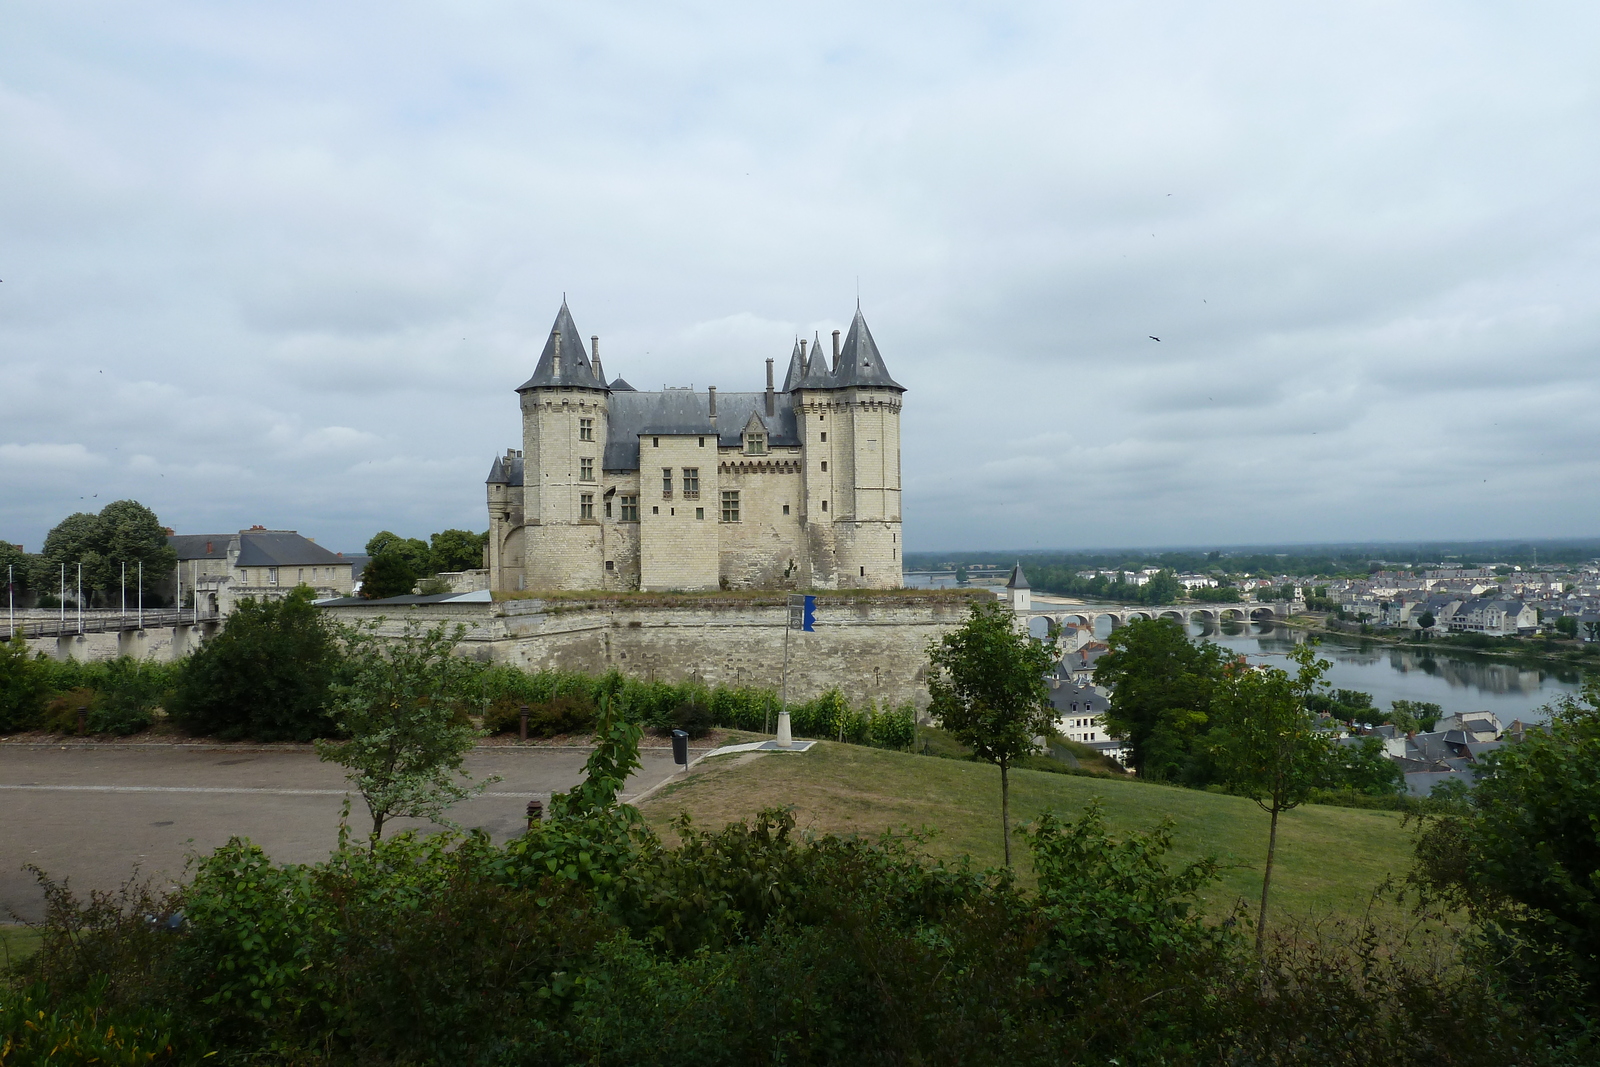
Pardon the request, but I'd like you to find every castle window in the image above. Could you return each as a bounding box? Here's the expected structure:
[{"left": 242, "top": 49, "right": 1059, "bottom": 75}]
[
  {"left": 746, "top": 432, "right": 765, "bottom": 455},
  {"left": 698, "top": 436, "right": 705, "bottom": 447},
  {"left": 580, "top": 493, "right": 595, "bottom": 520},
  {"left": 580, "top": 457, "right": 595, "bottom": 482},
  {"left": 682, "top": 467, "right": 699, "bottom": 498},
  {"left": 820, "top": 461, "right": 828, "bottom": 472},
  {"left": 720, "top": 490, "right": 740, "bottom": 522},
  {"left": 653, "top": 436, "right": 660, "bottom": 447},
  {"left": 579, "top": 417, "right": 593, "bottom": 441},
  {"left": 652, "top": 506, "right": 659, "bottom": 515},
  {"left": 822, "top": 500, "right": 828, "bottom": 512},
  {"left": 606, "top": 560, "right": 615, "bottom": 571},
  {"left": 783, "top": 504, "right": 790, "bottom": 515},
  {"left": 662, "top": 468, "right": 672, "bottom": 498},
  {"left": 820, "top": 432, "right": 827, "bottom": 442},
  {"left": 860, "top": 567, "right": 865, "bottom": 577},
  {"left": 696, "top": 507, "right": 704, "bottom": 520},
  {"left": 620, "top": 495, "right": 639, "bottom": 522},
  {"left": 605, "top": 500, "right": 612, "bottom": 518}
]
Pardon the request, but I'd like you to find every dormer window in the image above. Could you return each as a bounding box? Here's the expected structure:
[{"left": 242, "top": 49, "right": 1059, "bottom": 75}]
[{"left": 746, "top": 432, "right": 766, "bottom": 455}]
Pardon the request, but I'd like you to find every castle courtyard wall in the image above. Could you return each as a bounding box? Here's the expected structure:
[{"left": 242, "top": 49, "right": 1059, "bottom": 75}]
[{"left": 320, "top": 591, "right": 983, "bottom": 711}]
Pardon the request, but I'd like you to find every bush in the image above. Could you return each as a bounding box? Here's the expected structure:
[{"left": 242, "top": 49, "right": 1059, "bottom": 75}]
[
  {"left": 484, "top": 693, "right": 598, "bottom": 738},
  {"left": 167, "top": 588, "right": 341, "bottom": 741},
  {"left": 659, "top": 701, "right": 715, "bottom": 739},
  {"left": 0, "top": 633, "right": 49, "bottom": 731}
]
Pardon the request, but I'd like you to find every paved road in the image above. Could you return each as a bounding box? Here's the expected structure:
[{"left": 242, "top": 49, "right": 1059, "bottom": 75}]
[{"left": 0, "top": 745, "right": 690, "bottom": 923}]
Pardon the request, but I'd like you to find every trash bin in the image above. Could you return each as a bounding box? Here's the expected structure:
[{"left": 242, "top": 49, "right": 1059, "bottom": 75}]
[{"left": 671, "top": 728, "right": 689, "bottom": 768}]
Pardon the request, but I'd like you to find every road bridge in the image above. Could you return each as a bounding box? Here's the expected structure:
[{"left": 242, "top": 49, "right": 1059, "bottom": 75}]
[{"left": 1027, "top": 601, "right": 1291, "bottom": 636}]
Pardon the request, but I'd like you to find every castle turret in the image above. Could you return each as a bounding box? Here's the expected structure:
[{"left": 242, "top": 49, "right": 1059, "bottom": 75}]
[
  {"left": 515, "top": 301, "right": 610, "bottom": 590},
  {"left": 1005, "top": 562, "right": 1031, "bottom": 613},
  {"left": 797, "top": 308, "right": 904, "bottom": 589}
]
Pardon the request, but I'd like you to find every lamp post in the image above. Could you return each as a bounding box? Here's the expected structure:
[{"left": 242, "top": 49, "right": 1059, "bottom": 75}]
[
  {"left": 59, "top": 563, "right": 65, "bottom": 635},
  {"left": 137, "top": 561, "right": 143, "bottom": 629},
  {"left": 77, "top": 562, "right": 84, "bottom": 635}
]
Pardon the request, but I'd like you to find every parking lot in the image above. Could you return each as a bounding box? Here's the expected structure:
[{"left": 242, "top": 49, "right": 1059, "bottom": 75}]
[{"left": 0, "top": 743, "right": 690, "bottom": 923}]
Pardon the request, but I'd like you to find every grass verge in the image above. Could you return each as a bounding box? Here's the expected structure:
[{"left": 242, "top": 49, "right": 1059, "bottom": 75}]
[{"left": 640, "top": 741, "right": 1417, "bottom": 922}]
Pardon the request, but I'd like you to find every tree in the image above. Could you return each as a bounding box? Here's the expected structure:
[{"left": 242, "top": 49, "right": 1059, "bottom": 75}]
[
  {"left": 1412, "top": 681, "right": 1600, "bottom": 999},
  {"left": 168, "top": 587, "right": 341, "bottom": 740},
  {"left": 429, "top": 529, "right": 489, "bottom": 574},
  {"left": 926, "top": 601, "right": 1055, "bottom": 865},
  {"left": 1586, "top": 619, "right": 1600, "bottom": 643},
  {"left": 1387, "top": 699, "right": 1441, "bottom": 734},
  {"left": 1093, "top": 618, "right": 1229, "bottom": 780},
  {"left": 0, "top": 541, "right": 35, "bottom": 599},
  {"left": 29, "top": 501, "right": 174, "bottom": 607},
  {"left": 1141, "top": 570, "right": 1181, "bottom": 605},
  {"left": 1555, "top": 615, "right": 1578, "bottom": 638},
  {"left": 1325, "top": 735, "right": 1404, "bottom": 795},
  {"left": 1418, "top": 611, "right": 1436, "bottom": 631},
  {"left": 365, "top": 531, "right": 430, "bottom": 574},
  {"left": 360, "top": 550, "right": 418, "bottom": 599},
  {"left": 1206, "top": 642, "right": 1335, "bottom": 954},
  {"left": 317, "top": 620, "right": 494, "bottom": 843}
]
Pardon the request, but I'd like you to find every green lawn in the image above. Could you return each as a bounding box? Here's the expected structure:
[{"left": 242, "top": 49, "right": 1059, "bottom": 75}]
[
  {"left": 641, "top": 741, "right": 1417, "bottom": 922},
  {"left": 0, "top": 925, "right": 42, "bottom": 967}
]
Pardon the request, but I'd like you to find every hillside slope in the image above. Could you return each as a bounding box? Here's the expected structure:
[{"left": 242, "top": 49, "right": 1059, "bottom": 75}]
[{"left": 640, "top": 742, "right": 1416, "bottom": 920}]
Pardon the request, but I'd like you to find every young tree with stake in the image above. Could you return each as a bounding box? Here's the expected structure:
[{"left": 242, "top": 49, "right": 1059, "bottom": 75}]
[
  {"left": 317, "top": 619, "right": 495, "bottom": 843},
  {"left": 1206, "top": 641, "right": 1335, "bottom": 955},
  {"left": 927, "top": 601, "right": 1055, "bottom": 866}
]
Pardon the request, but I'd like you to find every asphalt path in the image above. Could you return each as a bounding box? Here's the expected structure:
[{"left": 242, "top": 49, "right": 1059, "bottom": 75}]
[{"left": 0, "top": 744, "right": 689, "bottom": 923}]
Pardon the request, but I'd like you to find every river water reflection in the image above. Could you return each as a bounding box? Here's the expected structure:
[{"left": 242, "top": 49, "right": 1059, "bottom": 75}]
[{"left": 1184, "top": 621, "right": 1582, "bottom": 724}]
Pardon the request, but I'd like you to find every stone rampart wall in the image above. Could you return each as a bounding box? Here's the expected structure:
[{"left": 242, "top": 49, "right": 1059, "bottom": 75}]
[{"left": 322, "top": 591, "right": 985, "bottom": 709}]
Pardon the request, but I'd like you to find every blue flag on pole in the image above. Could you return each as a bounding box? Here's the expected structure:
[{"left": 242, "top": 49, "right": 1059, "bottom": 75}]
[{"left": 802, "top": 595, "right": 816, "bottom": 632}]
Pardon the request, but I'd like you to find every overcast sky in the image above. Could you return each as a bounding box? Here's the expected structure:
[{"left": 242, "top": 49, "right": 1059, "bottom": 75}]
[{"left": 3, "top": 2, "right": 1598, "bottom": 555}]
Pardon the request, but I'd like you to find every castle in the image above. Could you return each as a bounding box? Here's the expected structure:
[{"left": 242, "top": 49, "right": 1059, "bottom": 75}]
[{"left": 486, "top": 301, "right": 906, "bottom": 592}]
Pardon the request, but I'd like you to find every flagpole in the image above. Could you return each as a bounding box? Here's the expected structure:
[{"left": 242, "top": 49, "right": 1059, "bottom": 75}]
[
  {"left": 138, "top": 561, "right": 143, "bottom": 629},
  {"left": 778, "top": 610, "right": 793, "bottom": 748}
]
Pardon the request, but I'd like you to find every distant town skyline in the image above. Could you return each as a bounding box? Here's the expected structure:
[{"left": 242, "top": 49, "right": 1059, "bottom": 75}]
[{"left": 4, "top": 3, "right": 1599, "bottom": 553}]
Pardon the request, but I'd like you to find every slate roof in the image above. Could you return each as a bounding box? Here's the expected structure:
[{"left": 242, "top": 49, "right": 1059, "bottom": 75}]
[
  {"left": 168, "top": 535, "right": 231, "bottom": 560},
  {"left": 233, "top": 531, "right": 349, "bottom": 568},
  {"left": 603, "top": 390, "right": 801, "bottom": 472},
  {"left": 780, "top": 339, "right": 806, "bottom": 392},
  {"left": 829, "top": 308, "right": 904, "bottom": 390},
  {"left": 486, "top": 453, "right": 526, "bottom": 487},
  {"left": 515, "top": 302, "right": 606, "bottom": 392},
  {"left": 1006, "top": 563, "right": 1030, "bottom": 590},
  {"left": 798, "top": 334, "right": 835, "bottom": 388},
  {"left": 1050, "top": 681, "right": 1109, "bottom": 717},
  {"left": 168, "top": 530, "right": 350, "bottom": 568},
  {"left": 609, "top": 377, "right": 636, "bottom": 391}
]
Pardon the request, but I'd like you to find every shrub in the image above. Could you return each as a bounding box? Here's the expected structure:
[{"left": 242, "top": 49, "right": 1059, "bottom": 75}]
[
  {"left": 0, "top": 633, "right": 49, "bottom": 731},
  {"left": 44, "top": 687, "right": 102, "bottom": 735},
  {"left": 167, "top": 588, "right": 341, "bottom": 741},
  {"left": 660, "top": 701, "right": 714, "bottom": 739}
]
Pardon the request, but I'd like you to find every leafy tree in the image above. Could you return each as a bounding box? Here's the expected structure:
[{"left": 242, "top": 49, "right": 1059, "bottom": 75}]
[
  {"left": 1586, "top": 619, "right": 1600, "bottom": 642},
  {"left": 1206, "top": 641, "right": 1335, "bottom": 954},
  {"left": 360, "top": 550, "right": 418, "bottom": 599},
  {"left": 926, "top": 600, "right": 1055, "bottom": 865},
  {"left": 1412, "top": 681, "right": 1600, "bottom": 1000},
  {"left": 316, "top": 620, "right": 493, "bottom": 843},
  {"left": 29, "top": 501, "right": 174, "bottom": 607},
  {"left": 1555, "top": 615, "right": 1578, "bottom": 638},
  {"left": 1141, "top": 570, "right": 1181, "bottom": 605},
  {"left": 1326, "top": 735, "right": 1404, "bottom": 795},
  {"left": 168, "top": 588, "right": 341, "bottom": 740},
  {"left": 0, "top": 541, "right": 35, "bottom": 598},
  {"left": 1388, "top": 699, "right": 1441, "bottom": 734},
  {"left": 365, "top": 531, "right": 430, "bottom": 574},
  {"left": 1418, "top": 611, "right": 1436, "bottom": 630},
  {"left": 1093, "top": 618, "right": 1229, "bottom": 780},
  {"left": 429, "top": 529, "right": 489, "bottom": 574},
  {"left": 0, "top": 632, "right": 50, "bottom": 731}
]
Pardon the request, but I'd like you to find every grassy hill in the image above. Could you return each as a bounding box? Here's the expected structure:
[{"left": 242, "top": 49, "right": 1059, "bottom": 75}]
[{"left": 639, "top": 741, "right": 1418, "bottom": 922}]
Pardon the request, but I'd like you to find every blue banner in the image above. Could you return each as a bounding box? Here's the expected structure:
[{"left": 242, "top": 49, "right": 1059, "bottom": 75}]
[{"left": 802, "top": 595, "right": 816, "bottom": 632}]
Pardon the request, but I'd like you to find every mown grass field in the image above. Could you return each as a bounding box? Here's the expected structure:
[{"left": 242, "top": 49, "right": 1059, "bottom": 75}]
[
  {"left": 640, "top": 741, "right": 1418, "bottom": 922},
  {"left": 0, "top": 925, "right": 42, "bottom": 966}
]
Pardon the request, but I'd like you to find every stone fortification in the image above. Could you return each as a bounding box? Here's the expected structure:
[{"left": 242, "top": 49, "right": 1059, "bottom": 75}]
[{"left": 322, "top": 590, "right": 983, "bottom": 710}]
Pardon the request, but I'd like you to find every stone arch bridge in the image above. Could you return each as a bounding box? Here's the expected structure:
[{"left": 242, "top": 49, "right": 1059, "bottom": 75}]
[{"left": 1028, "top": 602, "right": 1291, "bottom": 639}]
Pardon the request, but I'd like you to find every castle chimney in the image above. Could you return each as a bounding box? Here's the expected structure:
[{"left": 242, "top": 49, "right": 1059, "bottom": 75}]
[
  {"left": 707, "top": 386, "right": 717, "bottom": 420},
  {"left": 765, "top": 358, "right": 775, "bottom": 416},
  {"left": 552, "top": 330, "right": 562, "bottom": 378},
  {"left": 590, "top": 335, "right": 604, "bottom": 386},
  {"left": 800, "top": 338, "right": 808, "bottom": 359},
  {"left": 831, "top": 329, "right": 841, "bottom": 371}
]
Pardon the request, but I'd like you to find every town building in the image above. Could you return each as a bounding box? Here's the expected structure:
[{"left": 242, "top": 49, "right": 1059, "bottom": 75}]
[
  {"left": 168, "top": 528, "right": 356, "bottom": 616},
  {"left": 486, "top": 302, "right": 906, "bottom": 592}
]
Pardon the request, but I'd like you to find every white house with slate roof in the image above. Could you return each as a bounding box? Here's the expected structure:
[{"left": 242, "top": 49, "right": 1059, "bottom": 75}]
[{"left": 486, "top": 301, "right": 906, "bottom": 592}]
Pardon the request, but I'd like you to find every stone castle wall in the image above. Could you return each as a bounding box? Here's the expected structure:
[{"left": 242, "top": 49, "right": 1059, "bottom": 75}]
[{"left": 322, "top": 590, "right": 985, "bottom": 710}]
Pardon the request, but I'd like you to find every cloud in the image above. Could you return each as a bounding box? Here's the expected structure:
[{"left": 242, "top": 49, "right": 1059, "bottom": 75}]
[{"left": 1, "top": 1, "right": 1598, "bottom": 553}]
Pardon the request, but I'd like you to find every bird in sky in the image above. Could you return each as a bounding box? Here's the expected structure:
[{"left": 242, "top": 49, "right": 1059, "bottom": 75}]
[{"left": 1149, "top": 336, "right": 1161, "bottom": 341}]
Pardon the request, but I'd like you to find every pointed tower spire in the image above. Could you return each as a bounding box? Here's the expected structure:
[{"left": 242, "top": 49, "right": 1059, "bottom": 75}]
[
  {"left": 799, "top": 330, "right": 834, "bottom": 387},
  {"left": 829, "top": 307, "right": 903, "bottom": 390},
  {"left": 782, "top": 337, "right": 806, "bottom": 392},
  {"left": 516, "top": 300, "right": 606, "bottom": 391}
]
